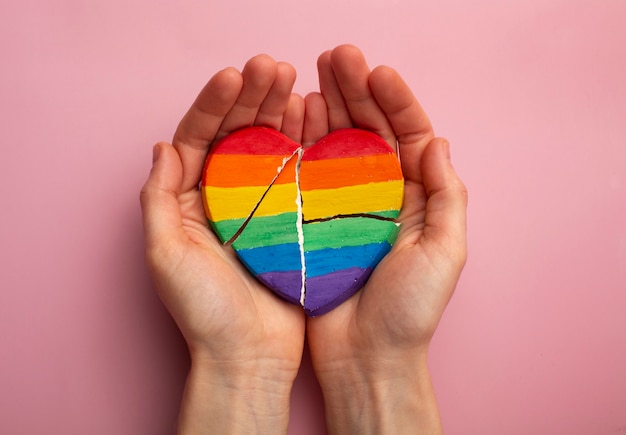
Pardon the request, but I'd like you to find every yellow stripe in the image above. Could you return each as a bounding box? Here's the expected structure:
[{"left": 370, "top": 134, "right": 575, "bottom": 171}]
[
  {"left": 301, "top": 180, "right": 403, "bottom": 220},
  {"left": 203, "top": 183, "right": 298, "bottom": 221}
]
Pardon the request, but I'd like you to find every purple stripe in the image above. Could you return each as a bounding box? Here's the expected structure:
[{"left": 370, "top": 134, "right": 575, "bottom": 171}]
[
  {"left": 257, "top": 271, "right": 303, "bottom": 305},
  {"left": 303, "top": 267, "right": 372, "bottom": 317}
]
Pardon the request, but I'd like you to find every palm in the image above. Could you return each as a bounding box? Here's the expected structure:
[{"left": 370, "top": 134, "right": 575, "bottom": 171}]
[
  {"left": 305, "top": 45, "right": 466, "bottom": 372},
  {"left": 307, "top": 179, "right": 445, "bottom": 363},
  {"left": 169, "top": 188, "right": 305, "bottom": 362},
  {"left": 142, "top": 54, "right": 307, "bottom": 370}
]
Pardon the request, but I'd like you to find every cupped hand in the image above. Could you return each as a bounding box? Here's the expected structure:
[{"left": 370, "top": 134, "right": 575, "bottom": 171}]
[
  {"left": 140, "top": 55, "right": 306, "bottom": 431},
  {"left": 303, "top": 44, "right": 468, "bottom": 433}
]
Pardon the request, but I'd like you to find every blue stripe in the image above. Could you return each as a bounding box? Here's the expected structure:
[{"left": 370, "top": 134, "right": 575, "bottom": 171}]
[
  {"left": 304, "top": 242, "right": 391, "bottom": 278},
  {"left": 237, "top": 243, "right": 302, "bottom": 274}
]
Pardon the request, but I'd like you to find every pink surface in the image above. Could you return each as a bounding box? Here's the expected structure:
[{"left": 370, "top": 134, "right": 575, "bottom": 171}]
[{"left": 1, "top": 1, "right": 624, "bottom": 433}]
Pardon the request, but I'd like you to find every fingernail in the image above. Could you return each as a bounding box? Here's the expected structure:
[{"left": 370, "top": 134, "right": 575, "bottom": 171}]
[{"left": 152, "top": 143, "right": 161, "bottom": 164}]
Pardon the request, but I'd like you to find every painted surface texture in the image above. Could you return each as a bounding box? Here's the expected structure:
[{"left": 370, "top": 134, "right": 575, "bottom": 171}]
[
  {"left": 1, "top": 1, "right": 625, "bottom": 434},
  {"left": 202, "top": 127, "right": 403, "bottom": 316}
]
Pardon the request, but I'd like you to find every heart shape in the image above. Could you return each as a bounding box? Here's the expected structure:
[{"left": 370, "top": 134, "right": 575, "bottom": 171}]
[{"left": 201, "top": 126, "right": 404, "bottom": 316}]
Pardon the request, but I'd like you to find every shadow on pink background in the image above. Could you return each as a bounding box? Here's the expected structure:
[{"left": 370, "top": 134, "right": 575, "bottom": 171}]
[{"left": 1, "top": 1, "right": 624, "bottom": 433}]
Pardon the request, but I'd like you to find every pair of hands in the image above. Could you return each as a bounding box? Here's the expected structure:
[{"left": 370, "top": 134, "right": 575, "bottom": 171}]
[{"left": 140, "top": 44, "right": 467, "bottom": 434}]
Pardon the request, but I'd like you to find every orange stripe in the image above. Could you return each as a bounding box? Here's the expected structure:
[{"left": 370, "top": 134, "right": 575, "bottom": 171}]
[
  {"left": 203, "top": 154, "right": 297, "bottom": 187},
  {"left": 299, "top": 155, "right": 402, "bottom": 190}
]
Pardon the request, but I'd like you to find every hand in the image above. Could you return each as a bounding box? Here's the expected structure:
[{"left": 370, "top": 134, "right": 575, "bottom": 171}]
[
  {"left": 304, "top": 45, "right": 468, "bottom": 434},
  {"left": 140, "top": 55, "right": 306, "bottom": 434}
]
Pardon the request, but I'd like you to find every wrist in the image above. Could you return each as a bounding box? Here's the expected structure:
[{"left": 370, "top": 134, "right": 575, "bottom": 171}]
[
  {"left": 177, "top": 351, "right": 296, "bottom": 434},
  {"left": 315, "top": 351, "right": 442, "bottom": 435}
]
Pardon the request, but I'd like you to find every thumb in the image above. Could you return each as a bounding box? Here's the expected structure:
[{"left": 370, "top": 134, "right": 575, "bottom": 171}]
[
  {"left": 139, "top": 141, "right": 185, "bottom": 252},
  {"left": 420, "top": 138, "right": 468, "bottom": 267}
]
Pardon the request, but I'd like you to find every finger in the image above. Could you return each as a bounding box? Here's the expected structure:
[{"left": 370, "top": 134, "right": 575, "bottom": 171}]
[
  {"left": 217, "top": 54, "right": 278, "bottom": 136},
  {"left": 281, "top": 93, "right": 305, "bottom": 144},
  {"left": 255, "top": 61, "right": 297, "bottom": 129},
  {"left": 369, "top": 65, "right": 435, "bottom": 183},
  {"left": 139, "top": 142, "right": 185, "bottom": 253},
  {"left": 328, "top": 44, "right": 395, "bottom": 144},
  {"left": 173, "top": 68, "right": 243, "bottom": 193},
  {"left": 317, "top": 50, "right": 352, "bottom": 130},
  {"left": 302, "top": 92, "right": 329, "bottom": 147},
  {"left": 420, "top": 138, "right": 468, "bottom": 268}
]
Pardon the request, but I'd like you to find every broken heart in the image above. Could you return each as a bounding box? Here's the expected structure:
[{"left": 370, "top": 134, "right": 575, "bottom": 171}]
[{"left": 201, "top": 126, "right": 404, "bottom": 316}]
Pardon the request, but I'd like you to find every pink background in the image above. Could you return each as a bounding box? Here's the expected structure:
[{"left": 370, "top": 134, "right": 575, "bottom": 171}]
[{"left": 1, "top": 0, "right": 625, "bottom": 433}]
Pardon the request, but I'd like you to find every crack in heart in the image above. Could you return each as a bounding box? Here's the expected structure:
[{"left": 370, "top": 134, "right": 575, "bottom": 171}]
[
  {"left": 201, "top": 126, "right": 404, "bottom": 316},
  {"left": 223, "top": 148, "right": 302, "bottom": 246},
  {"left": 222, "top": 146, "right": 400, "bottom": 307},
  {"left": 302, "top": 213, "right": 399, "bottom": 225}
]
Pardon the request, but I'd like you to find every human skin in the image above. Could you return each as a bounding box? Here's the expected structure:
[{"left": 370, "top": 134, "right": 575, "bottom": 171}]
[
  {"left": 140, "top": 54, "right": 307, "bottom": 434},
  {"left": 140, "top": 44, "right": 467, "bottom": 434},
  {"left": 302, "top": 44, "right": 468, "bottom": 435}
]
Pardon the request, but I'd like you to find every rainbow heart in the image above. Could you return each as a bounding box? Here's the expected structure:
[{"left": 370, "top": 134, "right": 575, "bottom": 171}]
[{"left": 201, "top": 126, "right": 404, "bottom": 316}]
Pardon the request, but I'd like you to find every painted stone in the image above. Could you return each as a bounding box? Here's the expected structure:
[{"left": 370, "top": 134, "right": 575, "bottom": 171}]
[{"left": 201, "top": 126, "right": 404, "bottom": 316}]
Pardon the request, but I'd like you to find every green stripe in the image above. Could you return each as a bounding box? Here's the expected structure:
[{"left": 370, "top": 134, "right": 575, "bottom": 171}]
[
  {"left": 385, "top": 219, "right": 401, "bottom": 244},
  {"left": 303, "top": 213, "right": 400, "bottom": 251},
  {"left": 213, "top": 212, "right": 299, "bottom": 250}
]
